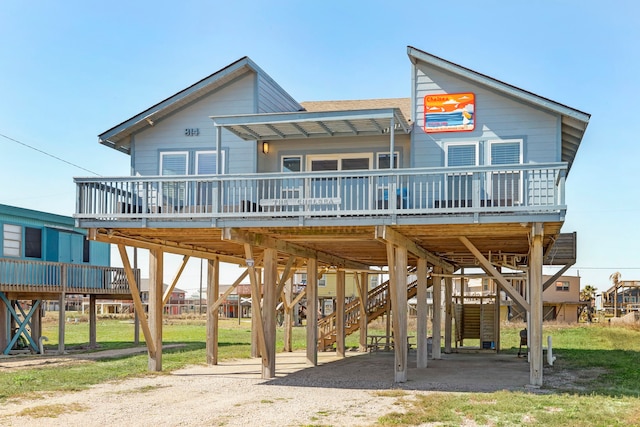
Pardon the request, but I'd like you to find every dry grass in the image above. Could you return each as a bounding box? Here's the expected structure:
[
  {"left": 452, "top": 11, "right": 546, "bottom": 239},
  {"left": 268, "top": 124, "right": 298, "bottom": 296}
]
[{"left": 15, "top": 402, "right": 89, "bottom": 418}]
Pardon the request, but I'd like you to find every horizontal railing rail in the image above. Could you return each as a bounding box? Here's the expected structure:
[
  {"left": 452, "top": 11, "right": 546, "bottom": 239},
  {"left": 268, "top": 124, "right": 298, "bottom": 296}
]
[
  {"left": 0, "top": 258, "right": 139, "bottom": 294},
  {"left": 74, "top": 163, "right": 566, "bottom": 221}
]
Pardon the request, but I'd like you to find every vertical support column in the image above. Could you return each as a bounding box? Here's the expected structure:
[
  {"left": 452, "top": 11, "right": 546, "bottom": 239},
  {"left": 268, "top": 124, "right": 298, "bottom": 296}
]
[
  {"left": 432, "top": 267, "right": 442, "bottom": 359},
  {"left": 444, "top": 275, "right": 453, "bottom": 353},
  {"left": 495, "top": 282, "right": 501, "bottom": 351},
  {"left": 251, "top": 268, "right": 262, "bottom": 358},
  {"left": 284, "top": 275, "right": 293, "bottom": 352},
  {"left": 393, "top": 246, "right": 408, "bottom": 383},
  {"left": 0, "top": 296, "right": 7, "bottom": 353},
  {"left": 336, "top": 269, "right": 346, "bottom": 358},
  {"left": 358, "top": 272, "right": 368, "bottom": 352},
  {"left": 306, "top": 258, "right": 318, "bottom": 365},
  {"left": 262, "top": 248, "right": 278, "bottom": 378},
  {"left": 529, "top": 223, "right": 544, "bottom": 386},
  {"left": 207, "top": 257, "right": 220, "bottom": 365},
  {"left": 148, "top": 248, "right": 163, "bottom": 372},
  {"left": 416, "top": 258, "right": 428, "bottom": 368},
  {"left": 89, "top": 295, "right": 97, "bottom": 348},
  {"left": 31, "top": 300, "right": 41, "bottom": 350},
  {"left": 58, "top": 292, "right": 66, "bottom": 355}
]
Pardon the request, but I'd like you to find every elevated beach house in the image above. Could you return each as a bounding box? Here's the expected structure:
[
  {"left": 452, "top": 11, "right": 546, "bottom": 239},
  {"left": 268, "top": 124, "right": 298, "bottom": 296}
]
[{"left": 74, "top": 46, "right": 589, "bottom": 385}]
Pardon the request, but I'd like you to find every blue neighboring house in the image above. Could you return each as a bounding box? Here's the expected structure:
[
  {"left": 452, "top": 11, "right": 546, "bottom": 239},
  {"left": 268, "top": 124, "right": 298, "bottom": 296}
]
[{"left": 0, "top": 203, "right": 134, "bottom": 354}]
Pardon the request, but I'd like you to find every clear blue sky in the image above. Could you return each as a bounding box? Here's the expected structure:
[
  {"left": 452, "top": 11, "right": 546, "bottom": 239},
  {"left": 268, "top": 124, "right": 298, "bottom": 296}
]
[{"left": 1, "top": 1, "right": 638, "bottom": 292}]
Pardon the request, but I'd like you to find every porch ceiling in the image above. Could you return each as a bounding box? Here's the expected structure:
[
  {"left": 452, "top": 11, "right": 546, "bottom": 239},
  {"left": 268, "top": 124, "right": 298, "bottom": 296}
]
[
  {"left": 93, "top": 222, "right": 565, "bottom": 272},
  {"left": 210, "top": 108, "right": 411, "bottom": 141}
]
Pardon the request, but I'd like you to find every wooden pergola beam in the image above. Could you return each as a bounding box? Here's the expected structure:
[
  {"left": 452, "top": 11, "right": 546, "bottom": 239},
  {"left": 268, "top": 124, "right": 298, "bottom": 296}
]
[
  {"left": 458, "top": 236, "right": 531, "bottom": 312},
  {"left": 223, "top": 228, "right": 372, "bottom": 271}
]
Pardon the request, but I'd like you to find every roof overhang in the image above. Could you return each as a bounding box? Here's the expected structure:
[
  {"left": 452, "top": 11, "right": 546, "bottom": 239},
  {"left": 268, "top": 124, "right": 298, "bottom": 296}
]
[
  {"left": 211, "top": 108, "right": 411, "bottom": 141},
  {"left": 98, "top": 57, "right": 302, "bottom": 154},
  {"left": 407, "top": 46, "right": 591, "bottom": 173}
]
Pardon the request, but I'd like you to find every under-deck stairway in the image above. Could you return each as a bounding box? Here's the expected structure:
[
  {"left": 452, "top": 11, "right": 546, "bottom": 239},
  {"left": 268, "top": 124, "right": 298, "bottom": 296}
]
[{"left": 317, "top": 270, "right": 420, "bottom": 351}]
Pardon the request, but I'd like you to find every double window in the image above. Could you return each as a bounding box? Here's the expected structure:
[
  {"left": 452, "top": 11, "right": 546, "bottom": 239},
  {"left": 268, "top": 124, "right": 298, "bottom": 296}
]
[
  {"left": 2, "top": 224, "right": 42, "bottom": 258},
  {"left": 489, "top": 140, "right": 523, "bottom": 206},
  {"left": 159, "top": 150, "right": 224, "bottom": 210}
]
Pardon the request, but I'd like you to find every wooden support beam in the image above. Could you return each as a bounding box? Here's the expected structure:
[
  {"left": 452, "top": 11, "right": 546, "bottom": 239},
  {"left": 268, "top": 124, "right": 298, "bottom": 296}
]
[
  {"left": 244, "top": 244, "right": 268, "bottom": 368},
  {"left": 208, "top": 269, "right": 250, "bottom": 315},
  {"left": 117, "top": 244, "right": 155, "bottom": 359},
  {"left": 444, "top": 275, "right": 453, "bottom": 354},
  {"left": 163, "top": 255, "right": 190, "bottom": 306},
  {"left": 89, "top": 295, "right": 97, "bottom": 348},
  {"left": 432, "top": 266, "right": 442, "bottom": 360},
  {"left": 93, "top": 229, "right": 246, "bottom": 265},
  {"left": 206, "top": 257, "right": 219, "bottom": 365},
  {"left": 223, "top": 228, "right": 372, "bottom": 271},
  {"left": 393, "top": 245, "right": 408, "bottom": 383},
  {"left": 459, "top": 236, "right": 531, "bottom": 312},
  {"left": 263, "top": 248, "right": 278, "bottom": 378},
  {"left": 530, "top": 223, "right": 544, "bottom": 386},
  {"left": 148, "top": 248, "right": 163, "bottom": 371},
  {"left": 306, "top": 257, "right": 318, "bottom": 366},
  {"left": 375, "top": 226, "right": 453, "bottom": 271},
  {"left": 336, "top": 269, "right": 346, "bottom": 358},
  {"left": 276, "top": 256, "right": 297, "bottom": 298},
  {"left": 542, "top": 263, "right": 574, "bottom": 291},
  {"left": 0, "top": 297, "right": 7, "bottom": 353},
  {"left": 416, "top": 257, "right": 428, "bottom": 368},
  {"left": 356, "top": 272, "right": 368, "bottom": 352}
]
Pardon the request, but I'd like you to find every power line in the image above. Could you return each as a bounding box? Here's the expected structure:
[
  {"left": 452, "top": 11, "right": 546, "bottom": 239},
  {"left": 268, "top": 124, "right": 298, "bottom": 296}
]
[{"left": 0, "top": 132, "right": 100, "bottom": 176}]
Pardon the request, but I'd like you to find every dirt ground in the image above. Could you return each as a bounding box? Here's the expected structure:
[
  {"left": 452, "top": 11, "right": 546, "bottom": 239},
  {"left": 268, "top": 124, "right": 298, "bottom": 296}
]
[{"left": 0, "top": 348, "right": 582, "bottom": 426}]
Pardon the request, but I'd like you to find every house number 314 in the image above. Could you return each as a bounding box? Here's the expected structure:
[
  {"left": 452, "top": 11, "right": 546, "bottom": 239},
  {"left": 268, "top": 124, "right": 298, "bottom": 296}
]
[{"left": 185, "top": 128, "right": 200, "bottom": 136}]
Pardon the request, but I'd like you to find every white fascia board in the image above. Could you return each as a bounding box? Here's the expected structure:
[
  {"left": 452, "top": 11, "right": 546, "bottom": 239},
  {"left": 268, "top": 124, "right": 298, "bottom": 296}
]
[{"left": 211, "top": 108, "right": 399, "bottom": 127}]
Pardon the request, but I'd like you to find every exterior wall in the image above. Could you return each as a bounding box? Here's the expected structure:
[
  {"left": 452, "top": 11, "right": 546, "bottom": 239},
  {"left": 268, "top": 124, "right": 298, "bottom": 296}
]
[
  {"left": 257, "top": 72, "right": 301, "bottom": 114},
  {"left": 411, "top": 62, "right": 560, "bottom": 169},
  {"left": 0, "top": 204, "right": 109, "bottom": 266},
  {"left": 132, "top": 73, "right": 258, "bottom": 176},
  {"left": 543, "top": 275, "right": 581, "bottom": 323},
  {"left": 258, "top": 134, "right": 412, "bottom": 173}
]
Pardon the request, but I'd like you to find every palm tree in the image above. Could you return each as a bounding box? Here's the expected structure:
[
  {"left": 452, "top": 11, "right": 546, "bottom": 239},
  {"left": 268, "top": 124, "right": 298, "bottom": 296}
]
[{"left": 609, "top": 271, "right": 622, "bottom": 317}]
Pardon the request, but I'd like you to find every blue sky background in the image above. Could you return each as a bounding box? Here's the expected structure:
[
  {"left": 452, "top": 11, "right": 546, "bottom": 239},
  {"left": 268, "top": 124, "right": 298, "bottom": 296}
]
[{"left": 1, "top": 1, "right": 638, "bottom": 293}]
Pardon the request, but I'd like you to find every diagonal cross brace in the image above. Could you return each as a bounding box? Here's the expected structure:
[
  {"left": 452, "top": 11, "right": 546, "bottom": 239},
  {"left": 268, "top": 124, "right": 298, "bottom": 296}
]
[{"left": 0, "top": 292, "right": 41, "bottom": 354}]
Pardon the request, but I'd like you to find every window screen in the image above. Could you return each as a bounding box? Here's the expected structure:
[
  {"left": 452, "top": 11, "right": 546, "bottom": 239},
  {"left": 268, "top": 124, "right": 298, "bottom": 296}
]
[
  {"left": 447, "top": 145, "right": 476, "bottom": 166},
  {"left": 282, "top": 157, "right": 301, "bottom": 172},
  {"left": 25, "top": 227, "right": 42, "bottom": 258},
  {"left": 491, "top": 142, "right": 521, "bottom": 165},
  {"left": 161, "top": 152, "right": 188, "bottom": 175},
  {"left": 196, "top": 151, "right": 222, "bottom": 174}
]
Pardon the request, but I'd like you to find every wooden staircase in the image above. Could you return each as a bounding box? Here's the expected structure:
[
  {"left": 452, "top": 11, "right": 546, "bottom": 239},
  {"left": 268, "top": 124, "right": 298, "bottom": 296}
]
[{"left": 317, "top": 271, "right": 420, "bottom": 351}]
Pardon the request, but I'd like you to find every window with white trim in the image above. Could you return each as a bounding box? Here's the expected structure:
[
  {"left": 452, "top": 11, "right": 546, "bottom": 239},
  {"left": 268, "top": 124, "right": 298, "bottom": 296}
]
[
  {"left": 195, "top": 151, "right": 223, "bottom": 207},
  {"left": 444, "top": 142, "right": 478, "bottom": 207},
  {"left": 489, "top": 139, "right": 523, "bottom": 206},
  {"left": 556, "top": 281, "right": 570, "bottom": 292},
  {"left": 3, "top": 224, "right": 21, "bottom": 257}
]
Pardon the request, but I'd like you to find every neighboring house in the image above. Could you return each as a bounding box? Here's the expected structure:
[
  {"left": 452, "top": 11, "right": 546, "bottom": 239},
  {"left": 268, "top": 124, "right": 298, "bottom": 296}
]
[
  {"left": 598, "top": 280, "right": 640, "bottom": 316},
  {"left": 542, "top": 275, "right": 583, "bottom": 323},
  {"left": 74, "top": 46, "right": 589, "bottom": 385},
  {"left": 139, "top": 278, "right": 186, "bottom": 315},
  {"left": 0, "top": 204, "right": 134, "bottom": 354}
]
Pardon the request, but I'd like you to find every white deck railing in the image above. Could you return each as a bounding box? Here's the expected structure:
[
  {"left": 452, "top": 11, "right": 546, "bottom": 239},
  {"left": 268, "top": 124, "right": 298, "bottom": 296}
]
[{"left": 74, "top": 163, "right": 566, "bottom": 222}]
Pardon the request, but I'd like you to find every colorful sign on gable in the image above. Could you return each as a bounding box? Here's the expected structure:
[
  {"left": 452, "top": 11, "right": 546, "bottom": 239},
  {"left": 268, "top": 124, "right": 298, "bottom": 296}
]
[{"left": 424, "top": 92, "right": 475, "bottom": 133}]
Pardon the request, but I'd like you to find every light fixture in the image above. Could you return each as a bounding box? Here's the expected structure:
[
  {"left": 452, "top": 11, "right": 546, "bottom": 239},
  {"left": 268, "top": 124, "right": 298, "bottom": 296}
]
[{"left": 262, "top": 141, "right": 269, "bottom": 154}]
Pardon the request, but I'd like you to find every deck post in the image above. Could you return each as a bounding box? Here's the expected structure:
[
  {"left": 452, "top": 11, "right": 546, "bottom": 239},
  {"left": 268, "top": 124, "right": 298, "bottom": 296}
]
[
  {"left": 416, "top": 257, "right": 428, "bottom": 368},
  {"left": 57, "top": 292, "right": 66, "bottom": 354},
  {"left": 263, "top": 248, "right": 277, "bottom": 378},
  {"left": 357, "top": 272, "right": 368, "bottom": 352},
  {"left": 283, "top": 276, "right": 293, "bottom": 352},
  {"left": 0, "top": 297, "right": 7, "bottom": 352},
  {"left": 206, "top": 257, "right": 219, "bottom": 365},
  {"left": 89, "top": 295, "right": 97, "bottom": 348},
  {"left": 432, "top": 266, "right": 442, "bottom": 359},
  {"left": 148, "top": 248, "right": 163, "bottom": 371},
  {"left": 251, "top": 268, "right": 262, "bottom": 358},
  {"left": 306, "top": 257, "right": 318, "bottom": 366},
  {"left": 529, "top": 223, "right": 544, "bottom": 386},
  {"left": 393, "top": 245, "right": 408, "bottom": 382},
  {"left": 444, "top": 275, "right": 453, "bottom": 353},
  {"left": 336, "top": 269, "right": 346, "bottom": 358}
]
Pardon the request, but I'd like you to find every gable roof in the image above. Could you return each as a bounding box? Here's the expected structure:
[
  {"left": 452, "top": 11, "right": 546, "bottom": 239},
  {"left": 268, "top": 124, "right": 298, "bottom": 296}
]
[
  {"left": 407, "top": 46, "right": 590, "bottom": 172},
  {"left": 98, "top": 57, "right": 301, "bottom": 154}
]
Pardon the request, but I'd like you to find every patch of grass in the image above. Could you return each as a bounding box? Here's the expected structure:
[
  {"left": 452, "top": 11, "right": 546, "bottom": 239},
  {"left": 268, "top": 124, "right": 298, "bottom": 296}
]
[
  {"left": 373, "top": 389, "right": 409, "bottom": 398},
  {"left": 378, "top": 391, "right": 640, "bottom": 426},
  {"left": 16, "top": 402, "right": 89, "bottom": 418}
]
